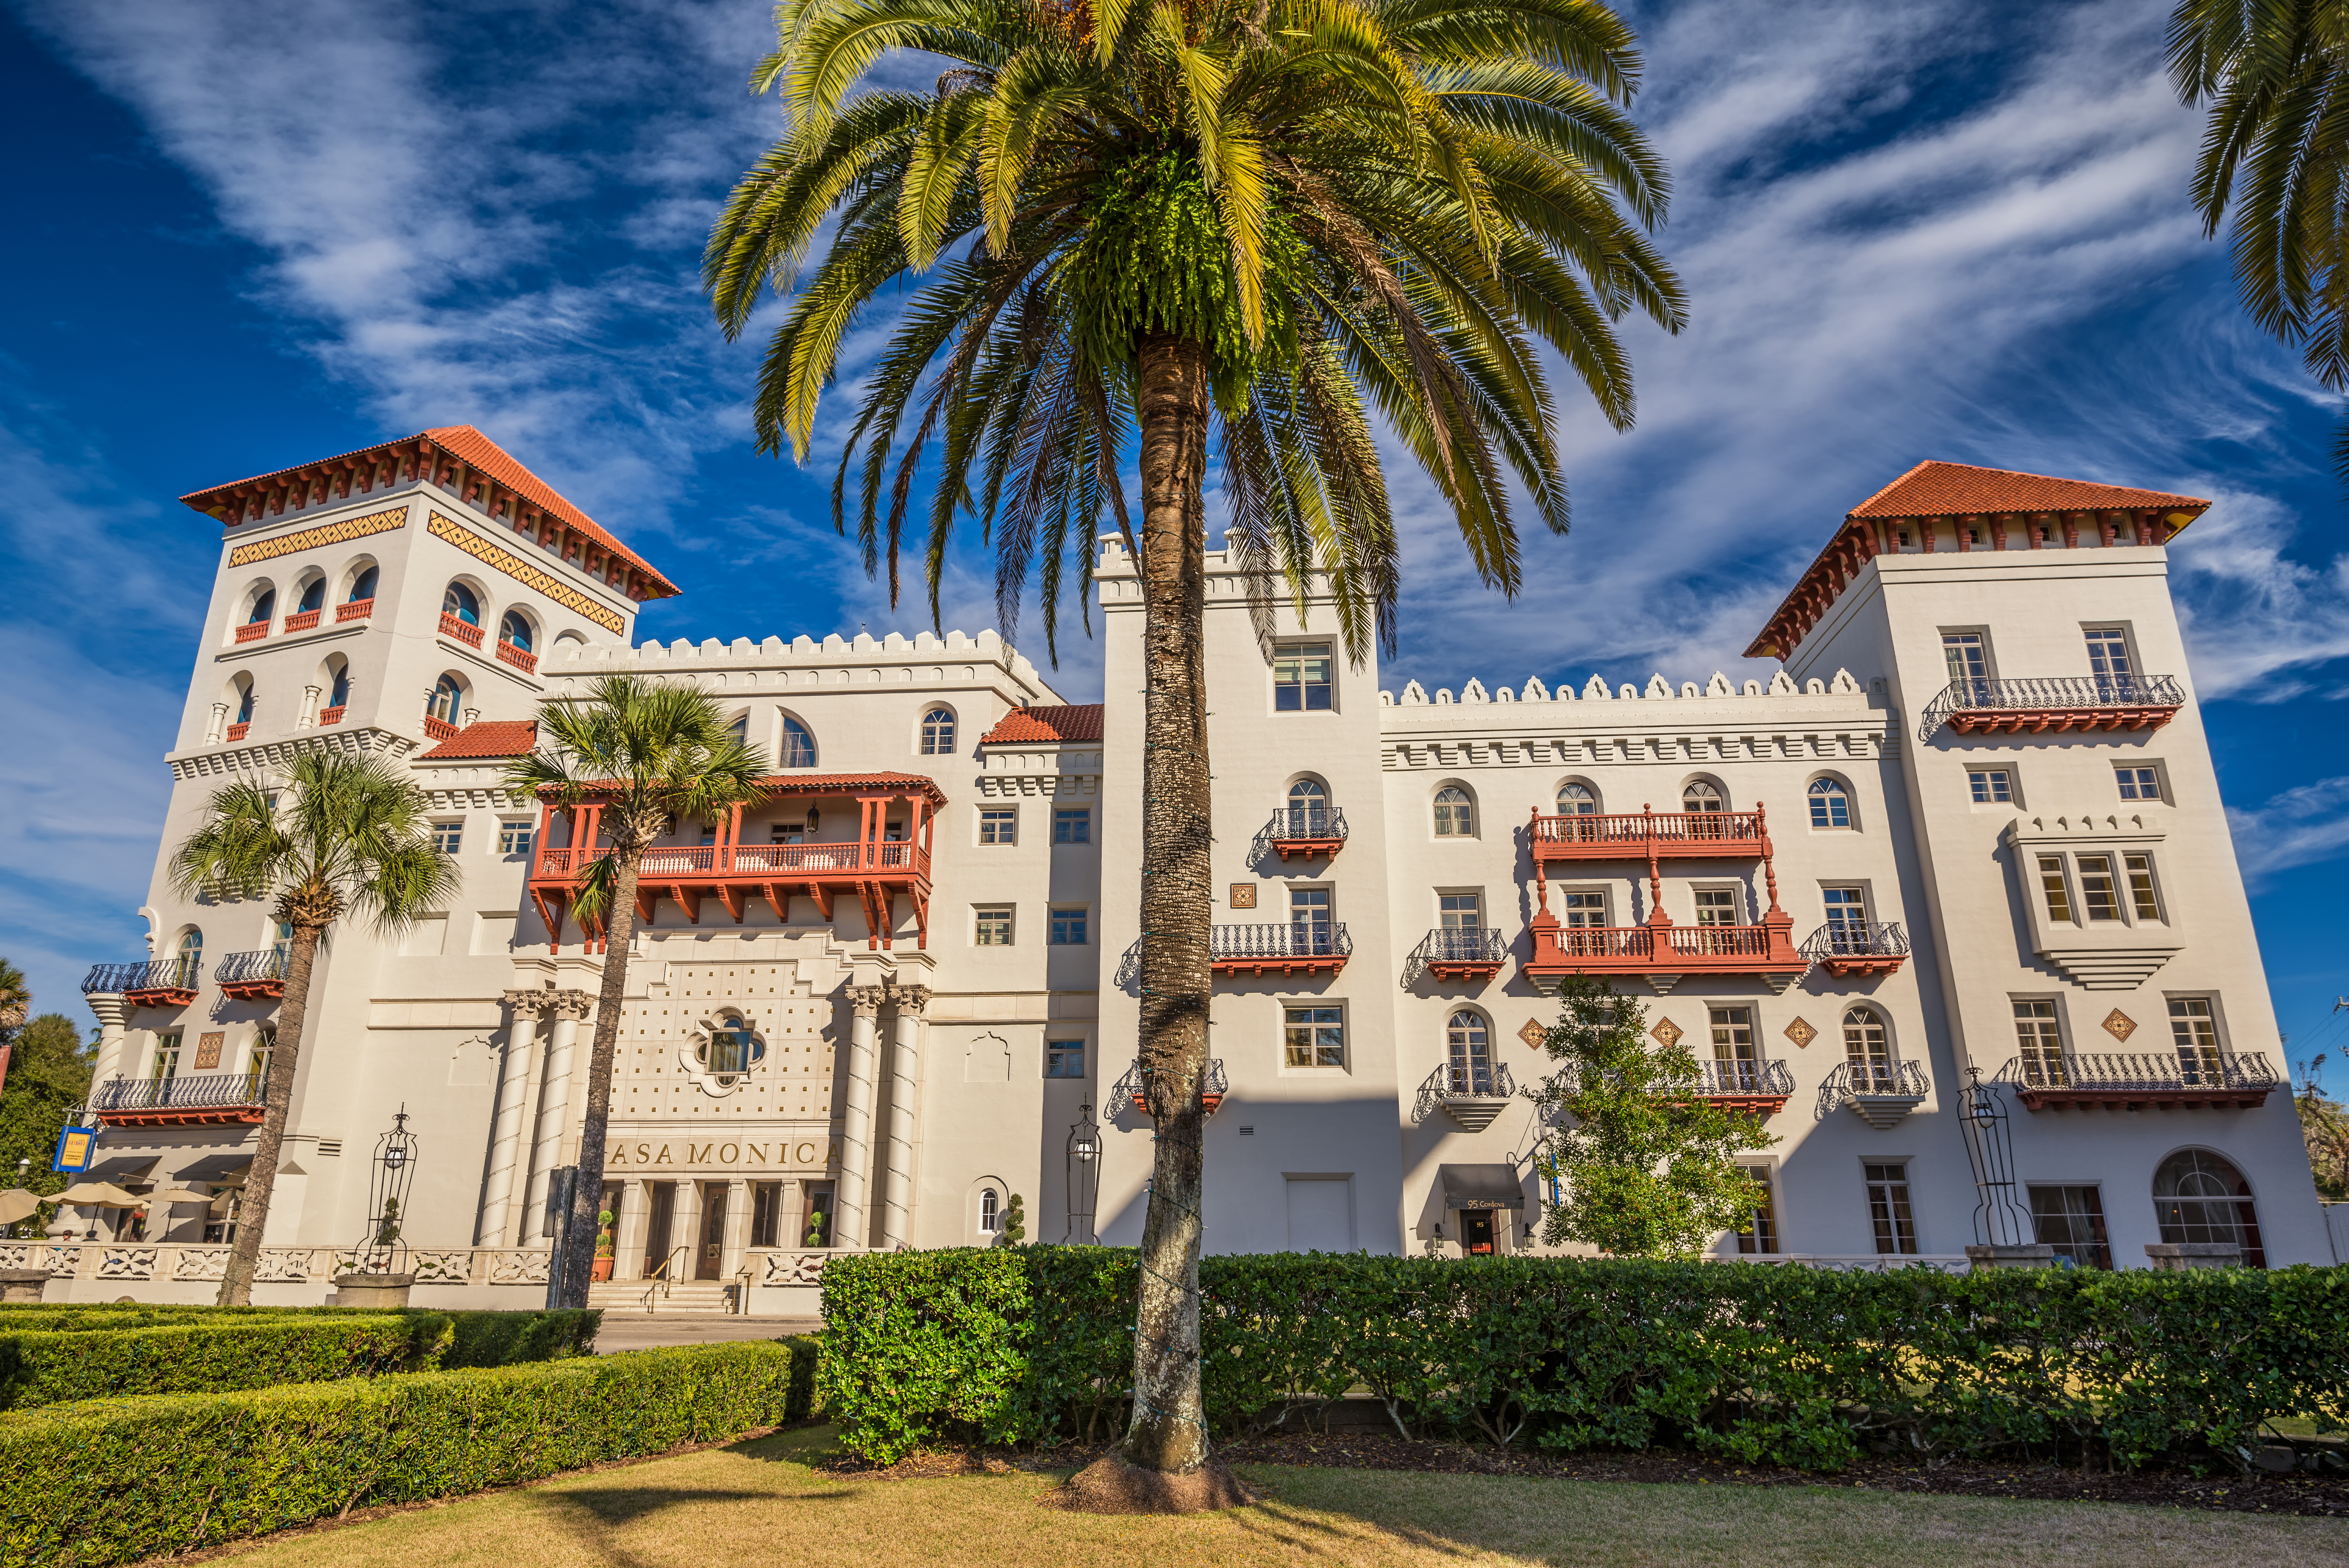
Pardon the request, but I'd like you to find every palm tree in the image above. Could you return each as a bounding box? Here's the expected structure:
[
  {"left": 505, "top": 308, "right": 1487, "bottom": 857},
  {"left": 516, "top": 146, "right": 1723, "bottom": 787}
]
[
  {"left": 0, "top": 957, "right": 28, "bottom": 1038},
  {"left": 706, "top": 0, "right": 1682, "bottom": 1488},
  {"left": 2168, "top": 1, "right": 2349, "bottom": 476},
  {"left": 170, "top": 752, "right": 458, "bottom": 1305},
  {"left": 505, "top": 674, "right": 771, "bottom": 1307}
]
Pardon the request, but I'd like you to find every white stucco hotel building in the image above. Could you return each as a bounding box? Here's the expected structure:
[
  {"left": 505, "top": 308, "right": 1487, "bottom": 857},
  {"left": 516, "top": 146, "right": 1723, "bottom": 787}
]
[{"left": 15, "top": 427, "right": 2334, "bottom": 1307}]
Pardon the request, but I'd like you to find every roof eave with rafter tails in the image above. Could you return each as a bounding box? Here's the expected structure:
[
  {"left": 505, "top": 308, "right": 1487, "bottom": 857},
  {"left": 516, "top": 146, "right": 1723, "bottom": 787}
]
[
  {"left": 178, "top": 426, "right": 681, "bottom": 602},
  {"left": 533, "top": 772, "right": 950, "bottom": 808},
  {"left": 1741, "top": 461, "right": 2212, "bottom": 662}
]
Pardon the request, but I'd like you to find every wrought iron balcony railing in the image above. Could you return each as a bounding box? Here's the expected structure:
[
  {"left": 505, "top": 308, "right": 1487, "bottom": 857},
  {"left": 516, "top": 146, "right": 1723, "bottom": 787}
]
[
  {"left": 93, "top": 1071, "right": 266, "bottom": 1125},
  {"left": 1800, "top": 920, "right": 1910, "bottom": 976},
  {"left": 1996, "top": 1050, "right": 2277, "bottom": 1108},
  {"left": 1255, "top": 806, "right": 1349, "bottom": 861},
  {"left": 1415, "top": 1060, "right": 1519, "bottom": 1129},
  {"left": 1818, "top": 1060, "right": 1930, "bottom": 1126},
  {"left": 1412, "top": 927, "right": 1507, "bottom": 982},
  {"left": 1113, "top": 1057, "right": 1228, "bottom": 1116},
  {"left": 215, "top": 949, "right": 289, "bottom": 1000},
  {"left": 82, "top": 959, "right": 200, "bottom": 997},
  {"left": 1210, "top": 922, "right": 1352, "bottom": 974},
  {"left": 1918, "top": 674, "right": 2185, "bottom": 740},
  {"left": 1688, "top": 1058, "right": 1796, "bottom": 1100}
]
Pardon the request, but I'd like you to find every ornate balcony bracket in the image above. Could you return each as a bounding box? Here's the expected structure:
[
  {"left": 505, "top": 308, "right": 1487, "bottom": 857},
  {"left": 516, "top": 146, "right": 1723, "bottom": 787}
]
[
  {"left": 1996, "top": 1051, "right": 2276, "bottom": 1111},
  {"left": 1113, "top": 1057, "right": 1227, "bottom": 1117},
  {"left": 1919, "top": 675, "right": 2184, "bottom": 741},
  {"left": 1799, "top": 921, "right": 1909, "bottom": 978},
  {"left": 1816, "top": 1061, "right": 1930, "bottom": 1128}
]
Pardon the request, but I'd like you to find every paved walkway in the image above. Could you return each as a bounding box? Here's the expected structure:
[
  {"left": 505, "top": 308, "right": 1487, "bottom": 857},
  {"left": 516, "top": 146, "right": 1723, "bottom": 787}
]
[{"left": 592, "top": 1315, "right": 821, "bottom": 1352}]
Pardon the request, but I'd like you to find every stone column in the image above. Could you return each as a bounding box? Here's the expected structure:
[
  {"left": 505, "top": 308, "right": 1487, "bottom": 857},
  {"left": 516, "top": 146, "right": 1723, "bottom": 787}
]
[
  {"left": 522, "top": 990, "right": 593, "bottom": 1242},
  {"left": 477, "top": 997, "right": 545, "bottom": 1245},
  {"left": 85, "top": 994, "right": 132, "bottom": 1089},
  {"left": 721, "top": 1176, "right": 752, "bottom": 1280},
  {"left": 206, "top": 702, "right": 229, "bottom": 745},
  {"left": 671, "top": 1181, "right": 704, "bottom": 1281},
  {"left": 298, "top": 684, "right": 321, "bottom": 728},
  {"left": 776, "top": 1178, "right": 802, "bottom": 1249},
  {"left": 613, "top": 1179, "right": 649, "bottom": 1281},
  {"left": 836, "top": 984, "right": 887, "bottom": 1251},
  {"left": 880, "top": 983, "right": 931, "bottom": 1249}
]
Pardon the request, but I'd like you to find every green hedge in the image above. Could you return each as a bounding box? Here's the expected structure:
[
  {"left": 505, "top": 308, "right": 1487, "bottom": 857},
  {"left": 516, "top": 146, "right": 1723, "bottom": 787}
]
[
  {"left": 0, "top": 1341, "right": 799, "bottom": 1568},
  {"left": 818, "top": 1248, "right": 2349, "bottom": 1470}
]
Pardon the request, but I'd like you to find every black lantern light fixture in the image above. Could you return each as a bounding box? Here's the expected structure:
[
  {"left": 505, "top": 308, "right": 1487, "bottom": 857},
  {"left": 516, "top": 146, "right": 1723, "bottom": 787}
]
[
  {"left": 352, "top": 1105, "right": 419, "bottom": 1275},
  {"left": 1957, "top": 1067, "right": 2030, "bottom": 1248},
  {"left": 1063, "top": 1103, "right": 1100, "bottom": 1244}
]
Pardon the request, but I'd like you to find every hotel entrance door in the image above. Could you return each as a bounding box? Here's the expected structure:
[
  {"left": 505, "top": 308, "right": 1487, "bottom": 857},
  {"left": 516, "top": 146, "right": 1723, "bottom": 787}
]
[
  {"left": 1459, "top": 1210, "right": 1496, "bottom": 1255},
  {"left": 696, "top": 1182, "right": 728, "bottom": 1279}
]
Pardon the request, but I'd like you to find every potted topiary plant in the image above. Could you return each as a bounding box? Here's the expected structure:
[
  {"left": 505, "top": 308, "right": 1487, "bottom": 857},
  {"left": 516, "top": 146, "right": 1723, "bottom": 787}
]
[{"left": 591, "top": 1207, "right": 616, "bottom": 1281}]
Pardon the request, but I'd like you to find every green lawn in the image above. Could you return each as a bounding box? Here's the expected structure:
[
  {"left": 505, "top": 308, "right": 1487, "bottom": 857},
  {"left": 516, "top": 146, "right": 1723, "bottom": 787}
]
[{"left": 200, "top": 1426, "right": 2349, "bottom": 1568}]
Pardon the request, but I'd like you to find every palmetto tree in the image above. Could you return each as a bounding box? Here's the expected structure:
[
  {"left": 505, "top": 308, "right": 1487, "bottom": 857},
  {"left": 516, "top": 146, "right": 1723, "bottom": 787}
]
[
  {"left": 506, "top": 674, "right": 771, "bottom": 1306},
  {"left": 707, "top": 0, "right": 1681, "bottom": 1484},
  {"left": 170, "top": 752, "right": 458, "bottom": 1306},
  {"left": 2169, "top": 1, "right": 2349, "bottom": 476},
  {"left": 0, "top": 958, "right": 28, "bottom": 1037}
]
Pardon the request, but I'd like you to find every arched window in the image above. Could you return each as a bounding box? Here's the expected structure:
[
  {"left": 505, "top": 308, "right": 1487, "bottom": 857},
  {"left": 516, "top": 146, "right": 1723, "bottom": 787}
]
[
  {"left": 1434, "top": 786, "right": 1475, "bottom": 837},
  {"left": 1808, "top": 777, "right": 1852, "bottom": 829},
  {"left": 347, "top": 566, "right": 379, "bottom": 602},
  {"left": 728, "top": 715, "right": 749, "bottom": 745},
  {"left": 1447, "top": 1010, "right": 1493, "bottom": 1094},
  {"left": 1682, "top": 779, "right": 1725, "bottom": 813},
  {"left": 327, "top": 665, "right": 351, "bottom": 708},
  {"left": 245, "top": 588, "right": 274, "bottom": 626},
  {"left": 781, "top": 717, "right": 817, "bottom": 768},
  {"left": 979, "top": 1188, "right": 1000, "bottom": 1233},
  {"left": 920, "top": 707, "right": 956, "bottom": 755},
  {"left": 235, "top": 680, "right": 257, "bottom": 724},
  {"left": 1843, "top": 1006, "right": 1892, "bottom": 1092},
  {"left": 441, "top": 582, "right": 481, "bottom": 625},
  {"left": 428, "top": 675, "right": 465, "bottom": 725},
  {"left": 174, "top": 928, "right": 204, "bottom": 988},
  {"left": 1285, "top": 778, "right": 1328, "bottom": 837},
  {"left": 498, "top": 611, "right": 533, "bottom": 652},
  {"left": 2153, "top": 1149, "right": 2265, "bottom": 1267},
  {"left": 296, "top": 577, "right": 326, "bottom": 615},
  {"left": 1558, "top": 782, "right": 1599, "bottom": 814}
]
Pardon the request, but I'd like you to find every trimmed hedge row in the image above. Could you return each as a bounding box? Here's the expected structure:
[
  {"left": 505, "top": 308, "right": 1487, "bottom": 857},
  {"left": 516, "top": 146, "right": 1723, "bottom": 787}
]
[
  {"left": 0, "top": 1340, "right": 807, "bottom": 1568},
  {"left": 818, "top": 1248, "right": 2349, "bottom": 1470}
]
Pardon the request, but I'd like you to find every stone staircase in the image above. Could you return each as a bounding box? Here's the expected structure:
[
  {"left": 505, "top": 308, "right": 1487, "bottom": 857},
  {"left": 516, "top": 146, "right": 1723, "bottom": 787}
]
[{"left": 586, "top": 1278, "right": 741, "bottom": 1315}]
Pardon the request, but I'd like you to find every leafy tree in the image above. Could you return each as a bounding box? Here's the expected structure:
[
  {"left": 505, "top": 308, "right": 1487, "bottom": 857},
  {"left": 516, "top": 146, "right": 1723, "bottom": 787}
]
[
  {"left": 1527, "top": 975, "right": 1776, "bottom": 1258},
  {"left": 2168, "top": 2, "right": 2349, "bottom": 480},
  {"left": 708, "top": 0, "right": 1682, "bottom": 1479},
  {"left": 2297, "top": 1053, "right": 2349, "bottom": 1201},
  {"left": 506, "top": 674, "right": 770, "bottom": 1306},
  {"left": 169, "top": 752, "right": 458, "bottom": 1304},
  {"left": 0, "top": 1003, "right": 97, "bottom": 1227}
]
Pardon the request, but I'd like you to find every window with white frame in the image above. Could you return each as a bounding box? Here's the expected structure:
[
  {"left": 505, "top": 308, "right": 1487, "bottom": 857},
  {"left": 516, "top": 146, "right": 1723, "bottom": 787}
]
[
  {"left": 497, "top": 821, "right": 533, "bottom": 856},
  {"left": 1943, "top": 631, "right": 1989, "bottom": 684},
  {"left": 1808, "top": 777, "right": 1852, "bottom": 829},
  {"left": 150, "top": 1032, "right": 182, "bottom": 1082},
  {"left": 1445, "top": 1010, "right": 1494, "bottom": 1094},
  {"left": 2084, "top": 626, "right": 2133, "bottom": 683},
  {"left": 1865, "top": 1162, "right": 1918, "bottom": 1255},
  {"left": 2169, "top": 997, "right": 2224, "bottom": 1081},
  {"left": 2125, "top": 853, "right": 2162, "bottom": 921},
  {"left": 2076, "top": 854, "right": 2122, "bottom": 922},
  {"left": 1736, "top": 1167, "right": 1779, "bottom": 1255},
  {"left": 2012, "top": 1000, "right": 2066, "bottom": 1086},
  {"left": 1821, "top": 887, "right": 1868, "bottom": 950},
  {"left": 1844, "top": 1006, "right": 1894, "bottom": 1091},
  {"left": 1562, "top": 891, "right": 1608, "bottom": 928},
  {"left": 1557, "top": 781, "right": 1598, "bottom": 814},
  {"left": 1438, "top": 892, "right": 1481, "bottom": 930},
  {"left": 978, "top": 1188, "right": 1000, "bottom": 1233},
  {"left": 431, "top": 821, "right": 463, "bottom": 855},
  {"left": 979, "top": 807, "right": 1017, "bottom": 845},
  {"left": 1289, "top": 886, "right": 1335, "bottom": 953},
  {"left": 2115, "top": 764, "right": 2162, "bottom": 802},
  {"left": 1284, "top": 1005, "right": 1345, "bottom": 1068},
  {"left": 2034, "top": 848, "right": 2162, "bottom": 927},
  {"left": 920, "top": 707, "right": 955, "bottom": 755},
  {"left": 974, "top": 906, "right": 1014, "bottom": 946},
  {"left": 1968, "top": 768, "right": 2014, "bottom": 804},
  {"left": 2030, "top": 1185, "right": 2112, "bottom": 1268},
  {"left": 1709, "top": 1007, "right": 1759, "bottom": 1090},
  {"left": 1681, "top": 779, "right": 1725, "bottom": 813},
  {"left": 1433, "top": 786, "right": 1474, "bottom": 837},
  {"left": 1274, "top": 643, "right": 1333, "bottom": 711},
  {"left": 1693, "top": 888, "right": 1740, "bottom": 926},
  {"left": 780, "top": 717, "right": 817, "bottom": 768},
  {"left": 2036, "top": 855, "right": 2073, "bottom": 923}
]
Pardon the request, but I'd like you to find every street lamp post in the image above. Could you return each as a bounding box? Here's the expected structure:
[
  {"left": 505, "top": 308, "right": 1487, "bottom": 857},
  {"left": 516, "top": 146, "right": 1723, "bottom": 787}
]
[{"left": 1063, "top": 1104, "right": 1100, "bottom": 1244}]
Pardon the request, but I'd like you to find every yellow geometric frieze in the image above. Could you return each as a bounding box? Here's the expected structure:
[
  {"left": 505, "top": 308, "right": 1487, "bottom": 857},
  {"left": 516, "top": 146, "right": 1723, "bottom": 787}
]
[
  {"left": 428, "top": 510, "right": 626, "bottom": 634},
  {"left": 225, "top": 505, "right": 408, "bottom": 568}
]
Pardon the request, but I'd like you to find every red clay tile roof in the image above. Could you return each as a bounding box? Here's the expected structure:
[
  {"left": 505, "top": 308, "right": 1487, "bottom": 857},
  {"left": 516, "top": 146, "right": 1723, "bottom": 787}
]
[
  {"left": 180, "top": 426, "right": 679, "bottom": 600},
  {"left": 1742, "top": 462, "right": 2212, "bottom": 662},
  {"left": 1846, "top": 461, "right": 2209, "bottom": 520},
  {"left": 980, "top": 704, "right": 1105, "bottom": 745},
  {"left": 418, "top": 720, "right": 539, "bottom": 760}
]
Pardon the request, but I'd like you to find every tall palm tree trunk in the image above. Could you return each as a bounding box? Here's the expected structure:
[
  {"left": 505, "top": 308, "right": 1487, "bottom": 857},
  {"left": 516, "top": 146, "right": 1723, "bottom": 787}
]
[
  {"left": 1123, "top": 330, "right": 1215, "bottom": 1475},
  {"left": 218, "top": 921, "right": 321, "bottom": 1306},
  {"left": 555, "top": 849, "right": 642, "bottom": 1306}
]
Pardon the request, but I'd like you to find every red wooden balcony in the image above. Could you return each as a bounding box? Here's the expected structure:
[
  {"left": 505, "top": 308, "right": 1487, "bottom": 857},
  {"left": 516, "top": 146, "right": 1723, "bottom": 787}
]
[
  {"left": 1523, "top": 912, "right": 1806, "bottom": 993},
  {"left": 423, "top": 715, "right": 459, "bottom": 741},
  {"left": 1210, "top": 923, "right": 1351, "bottom": 977},
  {"left": 336, "top": 597, "right": 374, "bottom": 623},
  {"left": 1999, "top": 1051, "right": 2276, "bottom": 1111},
  {"left": 1919, "top": 675, "right": 2185, "bottom": 740},
  {"left": 215, "top": 949, "right": 288, "bottom": 1001},
  {"left": 284, "top": 608, "right": 322, "bottom": 633},
  {"left": 226, "top": 722, "right": 251, "bottom": 742},
  {"left": 1531, "top": 806, "right": 1766, "bottom": 864},
  {"left": 439, "top": 611, "right": 485, "bottom": 648},
  {"left": 82, "top": 960, "right": 200, "bottom": 1010},
  {"left": 317, "top": 705, "right": 346, "bottom": 727},
  {"left": 529, "top": 773, "right": 945, "bottom": 953},
  {"left": 234, "top": 621, "right": 268, "bottom": 644},
  {"left": 93, "top": 1072, "right": 264, "bottom": 1128},
  {"left": 496, "top": 640, "right": 539, "bottom": 673}
]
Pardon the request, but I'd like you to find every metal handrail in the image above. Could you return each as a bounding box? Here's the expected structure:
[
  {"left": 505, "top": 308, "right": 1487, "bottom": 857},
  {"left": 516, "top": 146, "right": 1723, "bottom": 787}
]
[
  {"left": 82, "top": 958, "right": 199, "bottom": 995},
  {"left": 215, "top": 949, "right": 291, "bottom": 985},
  {"left": 93, "top": 1073, "right": 264, "bottom": 1113},
  {"left": 1994, "top": 1050, "right": 2276, "bottom": 1093},
  {"left": 1824, "top": 1060, "right": 1930, "bottom": 1098},
  {"left": 1262, "top": 805, "right": 1349, "bottom": 842},
  {"left": 1417, "top": 927, "right": 1508, "bottom": 965},
  {"left": 1918, "top": 674, "right": 2184, "bottom": 739},
  {"left": 1686, "top": 1059, "right": 1796, "bottom": 1098},
  {"left": 1210, "top": 922, "right": 1353, "bottom": 959},
  {"left": 1113, "top": 1057, "right": 1228, "bottom": 1111},
  {"left": 638, "top": 1244, "right": 691, "bottom": 1311},
  {"left": 1798, "top": 921, "right": 1909, "bottom": 960},
  {"left": 1428, "top": 1058, "right": 1517, "bottom": 1099}
]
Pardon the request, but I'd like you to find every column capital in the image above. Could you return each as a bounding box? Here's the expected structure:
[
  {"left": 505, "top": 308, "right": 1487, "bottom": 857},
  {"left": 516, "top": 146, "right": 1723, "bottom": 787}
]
[
  {"left": 887, "top": 983, "right": 933, "bottom": 1015},
  {"left": 504, "top": 987, "right": 595, "bottom": 1021},
  {"left": 847, "top": 984, "right": 888, "bottom": 1019},
  {"left": 85, "top": 994, "right": 132, "bottom": 1030}
]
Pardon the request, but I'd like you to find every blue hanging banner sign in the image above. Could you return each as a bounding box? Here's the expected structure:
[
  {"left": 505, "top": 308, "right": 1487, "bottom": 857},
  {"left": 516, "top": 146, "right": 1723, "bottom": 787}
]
[{"left": 52, "top": 1122, "right": 99, "bottom": 1174}]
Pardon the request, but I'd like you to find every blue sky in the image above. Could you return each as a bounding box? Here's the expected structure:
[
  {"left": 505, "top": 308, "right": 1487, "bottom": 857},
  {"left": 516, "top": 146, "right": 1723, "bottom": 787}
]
[{"left": 5, "top": 0, "right": 2348, "bottom": 1060}]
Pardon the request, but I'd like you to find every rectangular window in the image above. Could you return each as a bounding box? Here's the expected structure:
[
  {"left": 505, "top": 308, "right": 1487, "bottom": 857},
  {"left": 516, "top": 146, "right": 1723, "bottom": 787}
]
[
  {"left": 1735, "top": 1167, "right": 1779, "bottom": 1255},
  {"left": 1050, "top": 906, "right": 1089, "bottom": 946},
  {"left": 1274, "top": 643, "right": 1333, "bottom": 711},
  {"left": 2169, "top": 997, "right": 2222, "bottom": 1082},
  {"left": 769, "top": 821, "right": 804, "bottom": 845},
  {"left": 1942, "top": 632, "right": 1989, "bottom": 682},
  {"left": 431, "top": 821, "right": 463, "bottom": 855},
  {"left": 750, "top": 1182, "right": 784, "bottom": 1249},
  {"left": 2124, "top": 853, "right": 2162, "bottom": 921},
  {"left": 151, "top": 1033, "right": 182, "bottom": 1082},
  {"left": 2037, "top": 855, "right": 2072, "bottom": 923},
  {"left": 979, "top": 808, "right": 1017, "bottom": 845},
  {"left": 1694, "top": 888, "right": 1740, "bottom": 926},
  {"left": 1284, "top": 1005, "right": 1346, "bottom": 1069},
  {"left": 973, "top": 907, "right": 1014, "bottom": 946},
  {"left": 1968, "top": 768, "right": 2013, "bottom": 804},
  {"left": 2115, "top": 764, "right": 2162, "bottom": 802},
  {"left": 2029, "top": 1185, "right": 2112, "bottom": 1269},
  {"left": 1045, "top": 1041, "right": 1087, "bottom": 1078},
  {"left": 1864, "top": 1162, "right": 1918, "bottom": 1256},
  {"left": 1052, "top": 807, "right": 1091, "bottom": 844},
  {"left": 1562, "top": 891, "right": 1608, "bottom": 928},
  {"left": 2084, "top": 626, "right": 2133, "bottom": 682},
  {"left": 2076, "top": 854, "right": 2121, "bottom": 922},
  {"left": 1290, "top": 887, "right": 1334, "bottom": 953},
  {"left": 1709, "top": 1007, "right": 1758, "bottom": 1094},
  {"left": 2012, "top": 1000, "right": 2066, "bottom": 1087},
  {"left": 1821, "top": 887, "right": 1867, "bottom": 950},
  {"left": 497, "top": 821, "right": 534, "bottom": 857},
  {"left": 1438, "top": 892, "right": 1481, "bottom": 930}
]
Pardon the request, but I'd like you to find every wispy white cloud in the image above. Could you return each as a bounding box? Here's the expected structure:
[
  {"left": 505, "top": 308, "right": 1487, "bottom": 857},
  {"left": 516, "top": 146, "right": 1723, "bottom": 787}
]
[
  {"left": 2229, "top": 775, "right": 2349, "bottom": 883},
  {"left": 2170, "top": 491, "right": 2349, "bottom": 701}
]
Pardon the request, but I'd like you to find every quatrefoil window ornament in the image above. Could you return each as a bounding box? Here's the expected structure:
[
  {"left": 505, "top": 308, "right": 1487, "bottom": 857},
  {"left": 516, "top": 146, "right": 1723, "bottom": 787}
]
[{"left": 681, "top": 1011, "right": 768, "bottom": 1098}]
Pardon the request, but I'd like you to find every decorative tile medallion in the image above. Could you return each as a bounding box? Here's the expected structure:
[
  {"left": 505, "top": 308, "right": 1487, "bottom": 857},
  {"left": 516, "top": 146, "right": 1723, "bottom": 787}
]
[
  {"left": 1518, "top": 1018, "right": 1549, "bottom": 1051},
  {"left": 1229, "top": 883, "right": 1257, "bottom": 909},
  {"left": 1650, "top": 1017, "right": 1684, "bottom": 1049},
  {"left": 226, "top": 505, "right": 408, "bottom": 568},
  {"left": 1783, "top": 1016, "right": 1818, "bottom": 1049},
  {"left": 428, "top": 510, "right": 626, "bottom": 633},
  {"left": 194, "top": 1031, "right": 224, "bottom": 1069},
  {"left": 2102, "top": 1009, "right": 2137, "bottom": 1042}
]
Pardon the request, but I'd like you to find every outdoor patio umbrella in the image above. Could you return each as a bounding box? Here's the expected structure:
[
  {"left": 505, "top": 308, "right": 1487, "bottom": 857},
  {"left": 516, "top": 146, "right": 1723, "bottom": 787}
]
[
  {"left": 0, "top": 1189, "right": 41, "bottom": 1225},
  {"left": 54, "top": 1181, "right": 140, "bottom": 1207}
]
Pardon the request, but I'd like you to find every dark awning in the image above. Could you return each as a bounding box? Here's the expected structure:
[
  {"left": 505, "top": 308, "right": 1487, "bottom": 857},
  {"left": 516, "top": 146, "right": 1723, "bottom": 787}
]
[
  {"left": 81, "top": 1155, "right": 159, "bottom": 1187},
  {"left": 1440, "top": 1164, "right": 1526, "bottom": 1211}
]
